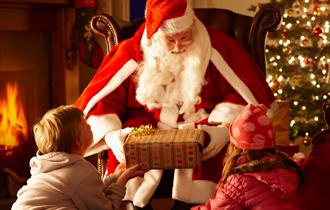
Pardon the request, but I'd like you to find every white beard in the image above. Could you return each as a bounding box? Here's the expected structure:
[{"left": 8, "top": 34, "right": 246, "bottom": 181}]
[{"left": 136, "top": 20, "right": 209, "bottom": 117}]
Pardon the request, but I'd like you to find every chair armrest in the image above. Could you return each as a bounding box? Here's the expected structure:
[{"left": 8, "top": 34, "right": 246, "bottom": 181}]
[{"left": 249, "top": 7, "right": 282, "bottom": 75}]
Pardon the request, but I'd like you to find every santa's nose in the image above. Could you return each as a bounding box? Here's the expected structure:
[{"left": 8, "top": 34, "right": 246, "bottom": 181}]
[{"left": 172, "top": 42, "right": 185, "bottom": 53}]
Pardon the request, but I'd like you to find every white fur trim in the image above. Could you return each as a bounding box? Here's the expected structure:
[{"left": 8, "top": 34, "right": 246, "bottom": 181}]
[
  {"left": 160, "top": 4, "right": 194, "bottom": 35},
  {"left": 209, "top": 103, "right": 245, "bottom": 124},
  {"left": 83, "top": 59, "right": 138, "bottom": 116},
  {"left": 172, "top": 169, "right": 216, "bottom": 203},
  {"left": 84, "top": 114, "right": 122, "bottom": 157},
  {"left": 124, "top": 169, "right": 163, "bottom": 208},
  {"left": 160, "top": 106, "right": 180, "bottom": 128},
  {"left": 124, "top": 176, "right": 143, "bottom": 202},
  {"left": 178, "top": 122, "right": 195, "bottom": 129},
  {"left": 210, "top": 48, "right": 258, "bottom": 105},
  {"left": 195, "top": 18, "right": 212, "bottom": 81}
]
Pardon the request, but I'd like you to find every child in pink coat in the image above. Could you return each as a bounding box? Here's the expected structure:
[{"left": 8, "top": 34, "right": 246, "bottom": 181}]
[{"left": 192, "top": 104, "right": 303, "bottom": 210}]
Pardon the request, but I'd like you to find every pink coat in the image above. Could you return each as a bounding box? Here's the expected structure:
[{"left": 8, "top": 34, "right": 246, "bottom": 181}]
[{"left": 192, "top": 168, "right": 301, "bottom": 210}]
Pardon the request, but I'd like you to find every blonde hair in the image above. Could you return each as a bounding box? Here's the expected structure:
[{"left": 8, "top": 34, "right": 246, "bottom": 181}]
[
  {"left": 222, "top": 143, "right": 303, "bottom": 187},
  {"left": 222, "top": 143, "right": 243, "bottom": 180},
  {"left": 222, "top": 143, "right": 277, "bottom": 179},
  {"left": 33, "top": 105, "right": 84, "bottom": 154}
]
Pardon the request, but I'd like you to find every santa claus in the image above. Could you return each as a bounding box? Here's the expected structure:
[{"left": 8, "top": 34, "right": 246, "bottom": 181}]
[{"left": 76, "top": 0, "right": 277, "bottom": 209}]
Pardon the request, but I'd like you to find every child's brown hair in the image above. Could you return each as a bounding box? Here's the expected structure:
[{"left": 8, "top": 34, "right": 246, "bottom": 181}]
[
  {"left": 222, "top": 143, "right": 304, "bottom": 188},
  {"left": 33, "top": 105, "right": 84, "bottom": 154}
]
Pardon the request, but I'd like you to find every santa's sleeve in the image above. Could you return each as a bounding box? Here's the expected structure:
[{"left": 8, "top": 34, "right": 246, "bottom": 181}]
[
  {"left": 76, "top": 24, "right": 150, "bottom": 157},
  {"left": 83, "top": 82, "right": 129, "bottom": 156},
  {"left": 208, "top": 29, "right": 277, "bottom": 124},
  {"left": 75, "top": 43, "right": 139, "bottom": 156}
]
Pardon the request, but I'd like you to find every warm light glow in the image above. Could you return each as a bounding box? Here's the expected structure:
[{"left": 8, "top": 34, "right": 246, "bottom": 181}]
[
  {"left": 0, "top": 82, "right": 28, "bottom": 150},
  {"left": 290, "top": 120, "right": 295, "bottom": 126},
  {"left": 278, "top": 89, "right": 283, "bottom": 94}
]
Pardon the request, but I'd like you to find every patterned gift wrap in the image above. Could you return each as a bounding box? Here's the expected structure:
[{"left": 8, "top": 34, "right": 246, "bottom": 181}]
[{"left": 124, "top": 128, "right": 205, "bottom": 170}]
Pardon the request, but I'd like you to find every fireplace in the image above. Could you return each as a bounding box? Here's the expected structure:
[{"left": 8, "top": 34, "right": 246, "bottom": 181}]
[
  {"left": 0, "top": 0, "right": 78, "bottom": 201},
  {"left": 0, "top": 72, "right": 37, "bottom": 178}
]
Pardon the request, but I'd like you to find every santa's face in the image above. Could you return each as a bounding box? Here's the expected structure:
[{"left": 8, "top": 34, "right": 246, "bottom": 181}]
[
  {"left": 137, "top": 20, "right": 210, "bottom": 118},
  {"left": 158, "top": 28, "right": 193, "bottom": 54}
]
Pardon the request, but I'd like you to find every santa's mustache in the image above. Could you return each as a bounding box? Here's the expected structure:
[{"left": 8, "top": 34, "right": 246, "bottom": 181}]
[{"left": 170, "top": 49, "right": 186, "bottom": 54}]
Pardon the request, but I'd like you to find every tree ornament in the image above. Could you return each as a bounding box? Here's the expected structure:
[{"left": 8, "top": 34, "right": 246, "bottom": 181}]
[
  {"left": 301, "top": 37, "right": 312, "bottom": 47},
  {"left": 286, "top": 8, "right": 301, "bottom": 17},
  {"left": 291, "top": 0, "right": 303, "bottom": 17},
  {"left": 281, "top": 32, "right": 287, "bottom": 39},
  {"left": 273, "top": 79, "right": 280, "bottom": 89},
  {"left": 304, "top": 58, "right": 311, "bottom": 65},
  {"left": 312, "top": 27, "right": 323, "bottom": 36},
  {"left": 282, "top": 46, "right": 292, "bottom": 54},
  {"left": 303, "top": 136, "right": 311, "bottom": 145},
  {"left": 310, "top": 0, "right": 321, "bottom": 15},
  {"left": 290, "top": 75, "right": 303, "bottom": 86}
]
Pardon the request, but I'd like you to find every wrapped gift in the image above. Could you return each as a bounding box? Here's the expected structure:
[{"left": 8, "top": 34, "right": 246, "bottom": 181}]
[
  {"left": 272, "top": 100, "right": 290, "bottom": 146},
  {"left": 124, "top": 125, "right": 205, "bottom": 170}
]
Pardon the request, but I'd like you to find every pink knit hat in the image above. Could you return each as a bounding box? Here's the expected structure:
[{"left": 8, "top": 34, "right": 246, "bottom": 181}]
[{"left": 229, "top": 104, "right": 275, "bottom": 150}]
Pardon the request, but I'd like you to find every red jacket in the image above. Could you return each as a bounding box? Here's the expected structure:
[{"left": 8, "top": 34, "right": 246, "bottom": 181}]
[{"left": 192, "top": 169, "right": 301, "bottom": 210}]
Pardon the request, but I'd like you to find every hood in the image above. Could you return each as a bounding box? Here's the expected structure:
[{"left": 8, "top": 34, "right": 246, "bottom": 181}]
[
  {"left": 29, "top": 151, "right": 83, "bottom": 176},
  {"left": 246, "top": 169, "right": 299, "bottom": 201}
]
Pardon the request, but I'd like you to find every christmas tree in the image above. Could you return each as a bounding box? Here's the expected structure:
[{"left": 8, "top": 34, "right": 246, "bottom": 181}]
[{"left": 257, "top": 0, "right": 330, "bottom": 141}]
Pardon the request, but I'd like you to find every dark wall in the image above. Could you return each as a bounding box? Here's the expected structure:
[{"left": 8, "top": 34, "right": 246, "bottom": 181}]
[{"left": 130, "top": 0, "right": 146, "bottom": 20}]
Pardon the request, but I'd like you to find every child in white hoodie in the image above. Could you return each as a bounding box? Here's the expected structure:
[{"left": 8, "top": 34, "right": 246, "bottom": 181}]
[{"left": 12, "top": 105, "right": 144, "bottom": 210}]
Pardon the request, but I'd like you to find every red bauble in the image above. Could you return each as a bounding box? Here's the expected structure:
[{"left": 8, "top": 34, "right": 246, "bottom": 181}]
[
  {"left": 273, "top": 79, "right": 280, "bottom": 89},
  {"left": 304, "top": 58, "right": 311, "bottom": 65},
  {"left": 312, "top": 27, "right": 323, "bottom": 36}
]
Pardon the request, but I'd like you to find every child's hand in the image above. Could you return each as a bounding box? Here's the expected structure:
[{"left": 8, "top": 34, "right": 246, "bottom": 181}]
[
  {"left": 114, "top": 163, "right": 126, "bottom": 177},
  {"left": 116, "top": 163, "right": 145, "bottom": 187}
]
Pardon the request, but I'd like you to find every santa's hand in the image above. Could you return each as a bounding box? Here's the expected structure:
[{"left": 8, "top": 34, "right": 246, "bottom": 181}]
[
  {"left": 198, "top": 124, "right": 229, "bottom": 161},
  {"left": 105, "top": 127, "right": 133, "bottom": 163}
]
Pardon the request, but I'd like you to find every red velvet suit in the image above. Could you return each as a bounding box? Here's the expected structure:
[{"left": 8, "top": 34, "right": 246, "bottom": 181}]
[{"left": 76, "top": 20, "right": 276, "bottom": 206}]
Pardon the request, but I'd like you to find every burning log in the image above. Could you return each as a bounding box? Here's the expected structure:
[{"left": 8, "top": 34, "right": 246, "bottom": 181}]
[
  {"left": 0, "top": 82, "right": 29, "bottom": 150},
  {"left": 12, "top": 124, "right": 27, "bottom": 146}
]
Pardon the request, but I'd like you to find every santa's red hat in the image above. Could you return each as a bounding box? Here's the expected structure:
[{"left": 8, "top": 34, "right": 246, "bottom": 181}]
[
  {"left": 229, "top": 104, "right": 276, "bottom": 150},
  {"left": 145, "top": 0, "right": 194, "bottom": 39}
]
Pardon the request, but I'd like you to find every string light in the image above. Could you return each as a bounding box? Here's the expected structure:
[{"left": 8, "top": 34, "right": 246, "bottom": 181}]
[
  {"left": 290, "top": 120, "right": 296, "bottom": 127},
  {"left": 264, "top": 0, "right": 330, "bottom": 140}
]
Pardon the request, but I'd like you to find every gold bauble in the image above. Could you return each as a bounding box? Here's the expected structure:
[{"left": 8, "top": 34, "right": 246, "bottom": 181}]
[
  {"left": 303, "top": 137, "right": 311, "bottom": 145},
  {"left": 282, "top": 47, "right": 292, "bottom": 54}
]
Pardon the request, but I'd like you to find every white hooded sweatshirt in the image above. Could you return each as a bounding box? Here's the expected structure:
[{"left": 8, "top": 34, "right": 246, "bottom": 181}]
[{"left": 12, "top": 152, "right": 125, "bottom": 210}]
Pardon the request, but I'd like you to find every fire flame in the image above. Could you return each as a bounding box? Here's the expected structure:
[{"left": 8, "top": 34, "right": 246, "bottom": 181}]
[{"left": 0, "top": 82, "right": 28, "bottom": 150}]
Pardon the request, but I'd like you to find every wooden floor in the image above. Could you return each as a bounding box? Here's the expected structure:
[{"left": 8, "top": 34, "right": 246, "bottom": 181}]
[
  {"left": 120, "top": 198, "right": 174, "bottom": 210},
  {"left": 0, "top": 198, "right": 16, "bottom": 210}
]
